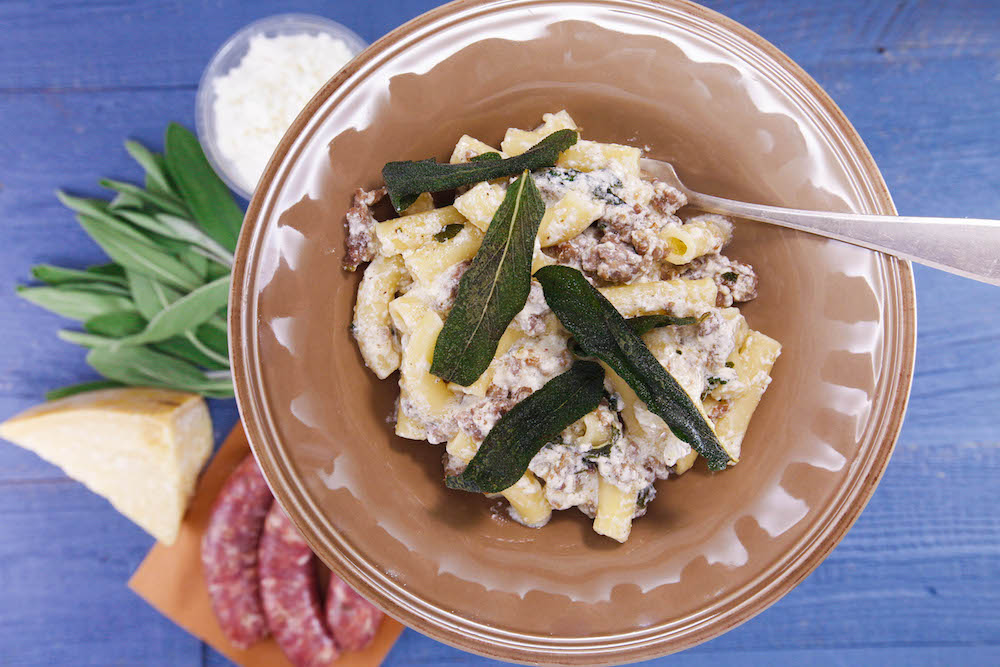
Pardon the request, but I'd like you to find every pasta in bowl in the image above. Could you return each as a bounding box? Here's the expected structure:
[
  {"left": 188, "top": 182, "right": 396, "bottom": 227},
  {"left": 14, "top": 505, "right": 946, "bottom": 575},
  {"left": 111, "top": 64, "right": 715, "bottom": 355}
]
[{"left": 345, "top": 110, "right": 781, "bottom": 542}]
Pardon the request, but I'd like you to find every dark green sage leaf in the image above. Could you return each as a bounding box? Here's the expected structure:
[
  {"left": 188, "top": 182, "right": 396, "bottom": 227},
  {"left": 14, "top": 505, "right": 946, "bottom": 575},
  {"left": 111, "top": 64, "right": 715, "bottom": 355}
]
[
  {"left": 583, "top": 442, "right": 615, "bottom": 461},
  {"left": 87, "top": 263, "right": 127, "bottom": 279},
  {"left": 196, "top": 322, "right": 229, "bottom": 357},
  {"left": 469, "top": 152, "right": 502, "bottom": 162},
  {"left": 382, "top": 129, "right": 579, "bottom": 212},
  {"left": 446, "top": 361, "right": 606, "bottom": 493},
  {"left": 45, "top": 380, "right": 125, "bottom": 401},
  {"left": 430, "top": 172, "right": 545, "bottom": 386},
  {"left": 433, "top": 223, "right": 464, "bottom": 242},
  {"left": 85, "top": 311, "right": 147, "bottom": 337},
  {"left": 535, "top": 265, "right": 732, "bottom": 471},
  {"left": 164, "top": 122, "right": 243, "bottom": 251},
  {"left": 152, "top": 336, "right": 229, "bottom": 371},
  {"left": 628, "top": 313, "right": 706, "bottom": 336}
]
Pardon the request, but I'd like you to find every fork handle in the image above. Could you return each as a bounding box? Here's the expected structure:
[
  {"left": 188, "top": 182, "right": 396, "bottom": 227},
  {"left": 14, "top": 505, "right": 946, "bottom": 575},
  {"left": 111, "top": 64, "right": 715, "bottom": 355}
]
[{"left": 688, "top": 192, "right": 1000, "bottom": 286}]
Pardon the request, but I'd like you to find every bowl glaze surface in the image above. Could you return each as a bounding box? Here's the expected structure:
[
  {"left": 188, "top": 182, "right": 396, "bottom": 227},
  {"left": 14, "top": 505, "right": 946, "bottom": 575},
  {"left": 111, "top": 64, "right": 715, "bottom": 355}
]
[{"left": 231, "top": 1, "right": 915, "bottom": 662}]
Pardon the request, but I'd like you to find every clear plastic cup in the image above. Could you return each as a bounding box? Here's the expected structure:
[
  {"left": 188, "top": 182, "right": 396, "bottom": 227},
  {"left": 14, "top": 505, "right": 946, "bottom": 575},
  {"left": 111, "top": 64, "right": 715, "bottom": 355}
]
[{"left": 195, "top": 14, "right": 367, "bottom": 200}]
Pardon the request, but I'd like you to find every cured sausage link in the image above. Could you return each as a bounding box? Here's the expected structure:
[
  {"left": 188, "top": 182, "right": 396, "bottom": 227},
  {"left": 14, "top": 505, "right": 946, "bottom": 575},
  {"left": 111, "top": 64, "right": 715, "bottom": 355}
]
[
  {"left": 325, "top": 574, "right": 384, "bottom": 652},
  {"left": 259, "top": 503, "right": 340, "bottom": 667},
  {"left": 201, "top": 455, "right": 273, "bottom": 649}
]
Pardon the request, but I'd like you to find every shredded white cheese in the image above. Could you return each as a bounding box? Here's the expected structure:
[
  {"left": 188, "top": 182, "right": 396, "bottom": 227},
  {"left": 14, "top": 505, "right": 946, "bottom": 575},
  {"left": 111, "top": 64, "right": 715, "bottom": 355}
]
[{"left": 211, "top": 32, "right": 355, "bottom": 192}]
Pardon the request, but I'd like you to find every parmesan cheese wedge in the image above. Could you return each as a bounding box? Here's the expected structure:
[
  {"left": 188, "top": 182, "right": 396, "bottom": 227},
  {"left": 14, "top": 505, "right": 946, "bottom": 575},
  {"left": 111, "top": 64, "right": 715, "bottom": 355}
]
[{"left": 0, "top": 388, "right": 212, "bottom": 545}]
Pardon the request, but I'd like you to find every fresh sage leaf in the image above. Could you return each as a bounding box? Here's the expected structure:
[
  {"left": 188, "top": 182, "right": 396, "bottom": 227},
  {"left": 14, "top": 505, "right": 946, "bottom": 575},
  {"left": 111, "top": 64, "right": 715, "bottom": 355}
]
[
  {"left": 152, "top": 336, "right": 229, "bottom": 371},
  {"left": 78, "top": 214, "right": 202, "bottom": 291},
  {"left": 127, "top": 271, "right": 181, "bottom": 321},
  {"left": 55, "top": 191, "right": 113, "bottom": 220},
  {"left": 16, "top": 286, "right": 134, "bottom": 322},
  {"left": 87, "top": 263, "right": 126, "bottom": 279},
  {"left": 382, "top": 129, "right": 579, "bottom": 212},
  {"left": 196, "top": 321, "right": 229, "bottom": 357},
  {"left": 108, "top": 190, "right": 147, "bottom": 210},
  {"left": 110, "top": 275, "right": 230, "bottom": 347},
  {"left": 124, "top": 140, "right": 177, "bottom": 197},
  {"left": 56, "top": 282, "right": 131, "bottom": 297},
  {"left": 535, "top": 265, "right": 733, "bottom": 471},
  {"left": 157, "top": 214, "right": 235, "bottom": 264},
  {"left": 164, "top": 122, "right": 243, "bottom": 251},
  {"left": 446, "top": 361, "right": 606, "bottom": 493},
  {"left": 31, "top": 264, "right": 128, "bottom": 288},
  {"left": 45, "top": 380, "right": 125, "bottom": 401},
  {"left": 184, "top": 330, "right": 229, "bottom": 367},
  {"left": 628, "top": 313, "right": 706, "bottom": 336},
  {"left": 181, "top": 250, "right": 209, "bottom": 279},
  {"left": 86, "top": 345, "right": 233, "bottom": 395},
  {"left": 85, "top": 311, "right": 147, "bottom": 337},
  {"left": 99, "top": 178, "right": 191, "bottom": 219},
  {"left": 430, "top": 171, "right": 545, "bottom": 386},
  {"left": 58, "top": 330, "right": 117, "bottom": 347}
]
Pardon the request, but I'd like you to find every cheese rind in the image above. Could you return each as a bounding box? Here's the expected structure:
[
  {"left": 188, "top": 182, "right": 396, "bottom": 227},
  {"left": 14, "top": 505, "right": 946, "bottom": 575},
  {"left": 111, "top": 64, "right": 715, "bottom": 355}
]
[{"left": 0, "top": 388, "right": 212, "bottom": 544}]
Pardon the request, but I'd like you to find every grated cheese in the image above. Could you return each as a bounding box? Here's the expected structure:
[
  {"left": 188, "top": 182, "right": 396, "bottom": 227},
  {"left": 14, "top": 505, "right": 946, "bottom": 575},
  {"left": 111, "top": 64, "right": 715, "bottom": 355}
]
[{"left": 211, "top": 32, "right": 355, "bottom": 192}]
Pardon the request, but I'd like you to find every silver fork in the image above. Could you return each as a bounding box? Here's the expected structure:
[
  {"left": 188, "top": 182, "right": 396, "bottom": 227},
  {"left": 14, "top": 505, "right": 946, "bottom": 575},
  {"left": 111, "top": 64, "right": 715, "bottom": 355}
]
[{"left": 641, "top": 158, "right": 1000, "bottom": 286}]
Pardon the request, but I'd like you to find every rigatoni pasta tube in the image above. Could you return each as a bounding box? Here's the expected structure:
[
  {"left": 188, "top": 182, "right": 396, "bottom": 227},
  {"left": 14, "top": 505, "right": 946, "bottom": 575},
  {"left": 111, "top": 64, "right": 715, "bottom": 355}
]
[
  {"left": 447, "top": 432, "right": 552, "bottom": 527},
  {"left": 399, "top": 310, "right": 457, "bottom": 417},
  {"left": 352, "top": 254, "right": 405, "bottom": 379},
  {"left": 599, "top": 278, "right": 717, "bottom": 317},
  {"left": 593, "top": 477, "right": 638, "bottom": 543},
  {"left": 660, "top": 214, "right": 733, "bottom": 265},
  {"left": 374, "top": 205, "right": 467, "bottom": 256},
  {"left": 712, "top": 331, "right": 781, "bottom": 460}
]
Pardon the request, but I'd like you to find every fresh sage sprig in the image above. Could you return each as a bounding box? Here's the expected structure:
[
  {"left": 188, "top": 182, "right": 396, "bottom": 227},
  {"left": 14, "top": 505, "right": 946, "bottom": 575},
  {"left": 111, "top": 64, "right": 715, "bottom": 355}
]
[
  {"left": 535, "top": 265, "right": 733, "bottom": 471},
  {"left": 382, "top": 129, "right": 578, "bottom": 212},
  {"left": 16, "top": 123, "right": 242, "bottom": 400},
  {"left": 445, "top": 361, "right": 606, "bottom": 494},
  {"left": 430, "top": 171, "right": 545, "bottom": 386}
]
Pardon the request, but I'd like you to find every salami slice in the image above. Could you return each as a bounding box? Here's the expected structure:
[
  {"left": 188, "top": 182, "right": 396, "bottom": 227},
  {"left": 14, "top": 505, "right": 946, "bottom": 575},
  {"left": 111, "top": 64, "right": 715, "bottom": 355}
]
[
  {"left": 325, "top": 574, "right": 384, "bottom": 652},
  {"left": 259, "top": 503, "right": 340, "bottom": 667},
  {"left": 201, "top": 455, "right": 273, "bottom": 649}
]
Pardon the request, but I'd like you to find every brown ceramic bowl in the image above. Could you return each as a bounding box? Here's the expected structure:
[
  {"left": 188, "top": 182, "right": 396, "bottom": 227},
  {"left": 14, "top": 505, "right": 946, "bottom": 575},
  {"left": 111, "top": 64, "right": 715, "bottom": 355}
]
[{"left": 230, "top": 0, "right": 916, "bottom": 663}]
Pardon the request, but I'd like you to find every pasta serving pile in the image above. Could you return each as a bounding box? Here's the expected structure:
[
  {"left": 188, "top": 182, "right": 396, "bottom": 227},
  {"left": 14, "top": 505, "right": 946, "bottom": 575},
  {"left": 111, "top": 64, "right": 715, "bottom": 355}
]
[{"left": 344, "top": 111, "right": 780, "bottom": 542}]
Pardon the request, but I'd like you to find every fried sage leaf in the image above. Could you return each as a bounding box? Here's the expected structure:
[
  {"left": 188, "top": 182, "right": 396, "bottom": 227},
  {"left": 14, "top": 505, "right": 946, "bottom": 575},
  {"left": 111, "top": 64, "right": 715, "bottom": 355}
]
[
  {"left": 446, "top": 361, "right": 606, "bottom": 494},
  {"left": 430, "top": 172, "right": 545, "bottom": 386},
  {"left": 382, "top": 129, "right": 578, "bottom": 212},
  {"left": 628, "top": 313, "right": 706, "bottom": 336},
  {"left": 535, "top": 265, "right": 732, "bottom": 471}
]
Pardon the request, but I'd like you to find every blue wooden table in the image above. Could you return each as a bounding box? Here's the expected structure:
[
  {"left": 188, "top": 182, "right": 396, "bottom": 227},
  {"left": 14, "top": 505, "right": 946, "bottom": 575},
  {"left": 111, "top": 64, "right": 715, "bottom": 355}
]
[{"left": 1, "top": 1, "right": 998, "bottom": 665}]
